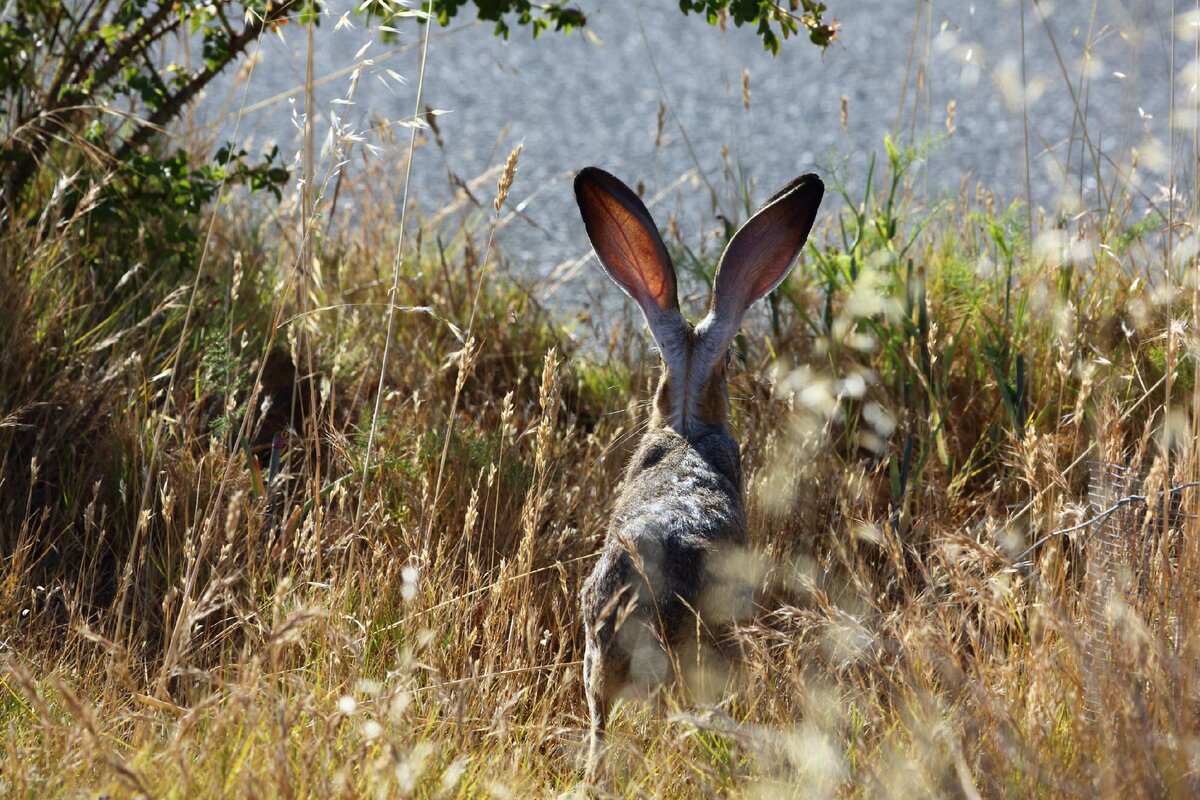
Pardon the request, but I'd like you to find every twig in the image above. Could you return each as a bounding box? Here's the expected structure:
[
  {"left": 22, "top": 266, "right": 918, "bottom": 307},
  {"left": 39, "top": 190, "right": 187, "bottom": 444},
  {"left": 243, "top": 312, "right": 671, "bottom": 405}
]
[{"left": 1013, "top": 482, "right": 1200, "bottom": 567}]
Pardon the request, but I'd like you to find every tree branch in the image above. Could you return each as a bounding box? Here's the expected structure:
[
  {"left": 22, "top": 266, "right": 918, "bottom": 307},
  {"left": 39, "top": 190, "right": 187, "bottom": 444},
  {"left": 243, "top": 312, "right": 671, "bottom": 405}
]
[{"left": 115, "top": 2, "right": 298, "bottom": 161}]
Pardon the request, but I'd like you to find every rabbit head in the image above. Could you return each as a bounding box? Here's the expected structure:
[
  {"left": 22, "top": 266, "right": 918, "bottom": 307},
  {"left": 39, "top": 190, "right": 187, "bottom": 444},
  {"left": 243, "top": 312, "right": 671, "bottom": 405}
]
[{"left": 574, "top": 167, "right": 823, "bottom": 439}]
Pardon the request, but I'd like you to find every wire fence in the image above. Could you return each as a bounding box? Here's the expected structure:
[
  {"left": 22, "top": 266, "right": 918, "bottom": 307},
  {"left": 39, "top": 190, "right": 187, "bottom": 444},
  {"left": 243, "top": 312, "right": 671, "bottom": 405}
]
[
  {"left": 1008, "top": 459, "right": 1198, "bottom": 714},
  {"left": 1082, "top": 461, "right": 1197, "bottom": 713}
]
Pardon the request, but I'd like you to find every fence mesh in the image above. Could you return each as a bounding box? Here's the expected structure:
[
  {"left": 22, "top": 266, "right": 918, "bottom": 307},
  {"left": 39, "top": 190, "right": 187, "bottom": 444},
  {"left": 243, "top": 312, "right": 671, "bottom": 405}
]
[{"left": 1083, "top": 459, "right": 1197, "bottom": 711}]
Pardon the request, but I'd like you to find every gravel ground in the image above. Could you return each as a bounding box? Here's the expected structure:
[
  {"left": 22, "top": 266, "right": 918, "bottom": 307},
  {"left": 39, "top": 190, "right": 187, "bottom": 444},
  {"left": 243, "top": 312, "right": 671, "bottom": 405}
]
[{"left": 199, "top": 0, "right": 1177, "bottom": 318}]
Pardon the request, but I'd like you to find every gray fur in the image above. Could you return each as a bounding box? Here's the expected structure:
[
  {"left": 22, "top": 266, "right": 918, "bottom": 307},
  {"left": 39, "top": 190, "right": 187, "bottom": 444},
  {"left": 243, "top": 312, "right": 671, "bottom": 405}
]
[
  {"left": 580, "top": 426, "right": 754, "bottom": 774},
  {"left": 581, "top": 427, "right": 746, "bottom": 655},
  {"left": 573, "top": 165, "right": 822, "bottom": 779}
]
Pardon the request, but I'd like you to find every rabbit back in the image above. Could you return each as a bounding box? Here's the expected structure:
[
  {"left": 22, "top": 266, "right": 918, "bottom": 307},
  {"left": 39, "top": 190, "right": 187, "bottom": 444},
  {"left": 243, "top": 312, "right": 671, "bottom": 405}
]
[{"left": 581, "top": 428, "right": 750, "bottom": 697}]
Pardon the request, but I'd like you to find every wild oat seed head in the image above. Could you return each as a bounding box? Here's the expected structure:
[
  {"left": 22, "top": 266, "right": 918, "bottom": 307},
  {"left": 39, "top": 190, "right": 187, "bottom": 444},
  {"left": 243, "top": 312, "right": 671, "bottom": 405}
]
[
  {"left": 494, "top": 144, "right": 522, "bottom": 213},
  {"left": 231, "top": 252, "right": 243, "bottom": 302}
]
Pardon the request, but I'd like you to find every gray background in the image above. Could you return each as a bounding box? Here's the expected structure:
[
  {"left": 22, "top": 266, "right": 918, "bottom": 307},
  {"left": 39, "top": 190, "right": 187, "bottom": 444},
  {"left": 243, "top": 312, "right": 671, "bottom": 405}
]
[{"left": 195, "top": 0, "right": 1179, "bottom": 318}]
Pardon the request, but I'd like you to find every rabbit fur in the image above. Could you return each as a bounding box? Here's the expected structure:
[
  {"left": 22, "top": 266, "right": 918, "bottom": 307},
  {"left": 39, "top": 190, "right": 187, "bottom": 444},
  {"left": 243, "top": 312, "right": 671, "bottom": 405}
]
[{"left": 574, "top": 166, "right": 823, "bottom": 777}]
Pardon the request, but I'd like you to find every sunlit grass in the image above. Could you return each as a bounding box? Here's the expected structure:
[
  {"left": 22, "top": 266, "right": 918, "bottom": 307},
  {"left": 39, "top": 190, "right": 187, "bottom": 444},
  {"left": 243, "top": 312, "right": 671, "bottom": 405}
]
[{"left": 4, "top": 2, "right": 1200, "bottom": 798}]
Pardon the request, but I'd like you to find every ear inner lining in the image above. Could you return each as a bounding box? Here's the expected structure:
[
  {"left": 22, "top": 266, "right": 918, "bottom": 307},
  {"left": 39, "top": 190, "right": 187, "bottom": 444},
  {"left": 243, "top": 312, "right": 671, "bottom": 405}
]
[
  {"left": 705, "top": 173, "right": 824, "bottom": 353},
  {"left": 575, "top": 168, "right": 678, "bottom": 314},
  {"left": 713, "top": 173, "right": 823, "bottom": 316}
]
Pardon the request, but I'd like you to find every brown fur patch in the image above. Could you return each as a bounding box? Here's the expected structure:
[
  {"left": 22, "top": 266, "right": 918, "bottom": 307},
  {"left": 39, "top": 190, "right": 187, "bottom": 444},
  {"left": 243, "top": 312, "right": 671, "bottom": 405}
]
[
  {"left": 651, "top": 350, "right": 730, "bottom": 434},
  {"left": 695, "top": 360, "right": 729, "bottom": 429},
  {"left": 653, "top": 375, "right": 673, "bottom": 427}
]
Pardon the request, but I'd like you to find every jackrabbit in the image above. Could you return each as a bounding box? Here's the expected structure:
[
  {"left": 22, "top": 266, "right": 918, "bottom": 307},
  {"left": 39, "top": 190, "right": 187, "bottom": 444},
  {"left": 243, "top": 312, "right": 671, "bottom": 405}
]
[{"left": 574, "top": 166, "right": 823, "bottom": 775}]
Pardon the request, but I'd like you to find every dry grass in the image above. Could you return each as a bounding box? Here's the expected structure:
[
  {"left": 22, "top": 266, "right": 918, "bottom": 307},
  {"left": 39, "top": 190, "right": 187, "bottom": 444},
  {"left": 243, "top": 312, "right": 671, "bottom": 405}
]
[
  {"left": 4, "top": 4, "right": 1200, "bottom": 798},
  {"left": 4, "top": 145, "right": 1198, "bottom": 797}
]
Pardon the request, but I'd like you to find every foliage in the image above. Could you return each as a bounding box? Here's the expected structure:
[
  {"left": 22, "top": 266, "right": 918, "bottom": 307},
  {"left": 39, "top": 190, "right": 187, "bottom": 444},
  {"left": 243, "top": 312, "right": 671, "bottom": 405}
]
[
  {"left": 0, "top": 0, "right": 295, "bottom": 222},
  {"left": 678, "top": 0, "right": 837, "bottom": 52},
  {"left": 425, "top": 0, "right": 837, "bottom": 51},
  {"left": 427, "top": 0, "right": 588, "bottom": 37}
]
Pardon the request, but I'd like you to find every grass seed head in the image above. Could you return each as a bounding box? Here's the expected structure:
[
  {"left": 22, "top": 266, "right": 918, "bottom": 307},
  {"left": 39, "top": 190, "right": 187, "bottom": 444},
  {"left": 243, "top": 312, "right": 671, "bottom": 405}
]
[{"left": 494, "top": 144, "right": 523, "bottom": 213}]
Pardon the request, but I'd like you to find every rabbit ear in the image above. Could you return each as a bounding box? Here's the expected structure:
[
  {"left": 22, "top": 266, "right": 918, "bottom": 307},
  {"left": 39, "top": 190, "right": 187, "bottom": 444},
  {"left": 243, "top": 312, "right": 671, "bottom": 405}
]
[
  {"left": 699, "top": 173, "right": 823, "bottom": 354},
  {"left": 575, "top": 167, "right": 687, "bottom": 354}
]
